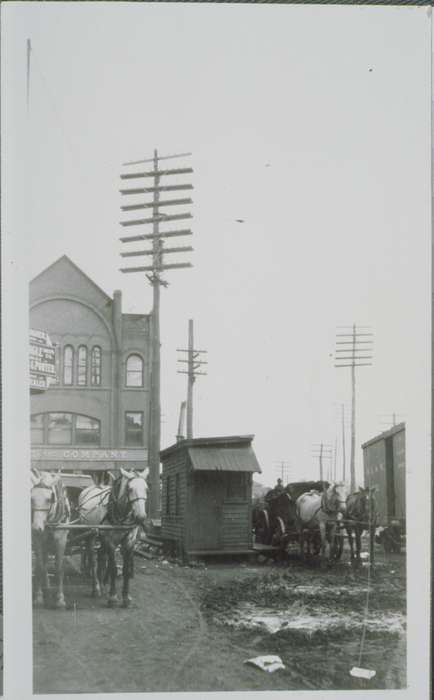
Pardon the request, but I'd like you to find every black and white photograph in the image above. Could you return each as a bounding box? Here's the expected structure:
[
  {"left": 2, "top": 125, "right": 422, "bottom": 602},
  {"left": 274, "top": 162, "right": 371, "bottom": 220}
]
[{"left": 2, "top": 1, "right": 431, "bottom": 698}]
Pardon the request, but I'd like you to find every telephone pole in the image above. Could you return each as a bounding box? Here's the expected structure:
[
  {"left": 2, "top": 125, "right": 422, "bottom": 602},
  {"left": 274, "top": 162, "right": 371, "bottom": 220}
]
[
  {"left": 312, "top": 444, "right": 332, "bottom": 481},
  {"left": 119, "top": 150, "right": 193, "bottom": 518},
  {"left": 341, "top": 403, "right": 346, "bottom": 483},
  {"left": 334, "top": 324, "right": 373, "bottom": 492},
  {"left": 176, "top": 401, "right": 187, "bottom": 442},
  {"left": 176, "top": 319, "right": 207, "bottom": 439},
  {"left": 274, "top": 461, "right": 291, "bottom": 484},
  {"left": 379, "top": 413, "right": 405, "bottom": 431},
  {"left": 333, "top": 434, "right": 337, "bottom": 481}
]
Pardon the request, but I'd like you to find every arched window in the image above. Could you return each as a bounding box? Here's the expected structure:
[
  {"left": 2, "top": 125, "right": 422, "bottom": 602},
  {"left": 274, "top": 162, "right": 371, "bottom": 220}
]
[
  {"left": 75, "top": 415, "right": 100, "bottom": 445},
  {"left": 31, "top": 413, "right": 101, "bottom": 447},
  {"left": 48, "top": 413, "right": 73, "bottom": 445},
  {"left": 77, "top": 346, "right": 88, "bottom": 385},
  {"left": 63, "top": 346, "right": 74, "bottom": 385},
  {"left": 91, "top": 346, "right": 102, "bottom": 386},
  {"left": 126, "top": 354, "right": 144, "bottom": 387}
]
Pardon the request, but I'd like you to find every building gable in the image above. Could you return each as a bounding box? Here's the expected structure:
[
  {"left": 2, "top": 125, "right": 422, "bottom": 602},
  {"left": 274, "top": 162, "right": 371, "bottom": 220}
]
[{"left": 30, "top": 255, "right": 111, "bottom": 311}]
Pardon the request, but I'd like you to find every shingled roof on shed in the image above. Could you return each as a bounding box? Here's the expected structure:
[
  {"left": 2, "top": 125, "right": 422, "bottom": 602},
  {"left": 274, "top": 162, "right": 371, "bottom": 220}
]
[{"left": 160, "top": 435, "right": 262, "bottom": 473}]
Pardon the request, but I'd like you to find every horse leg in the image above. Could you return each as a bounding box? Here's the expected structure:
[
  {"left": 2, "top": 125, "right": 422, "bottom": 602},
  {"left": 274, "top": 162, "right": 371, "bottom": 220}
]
[
  {"left": 88, "top": 534, "right": 102, "bottom": 597},
  {"left": 346, "top": 526, "right": 354, "bottom": 562},
  {"left": 54, "top": 532, "right": 67, "bottom": 609},
  {"left": 121, "top": 545, "right": 133, "bottom": 607},
  {"left": 96, "top": 541, "right": 106, "bottom": 596},
  {"left": 106, "top": 540, "right": 119, "bottom": 607},
  {"left": 33, "top": 534, "right": 45, "bottom": 607},
  {"left": 355, "top": 527, "right": 362, "bottom": 563},
  {"left": 328, "top": 523, "right": 337, "bottom": 562},
  {"left": 298, "top": 527, "right": 305, "bottom": 561},
  {"left": 319, "top": 521, "right": 327, "bottom": 568}
]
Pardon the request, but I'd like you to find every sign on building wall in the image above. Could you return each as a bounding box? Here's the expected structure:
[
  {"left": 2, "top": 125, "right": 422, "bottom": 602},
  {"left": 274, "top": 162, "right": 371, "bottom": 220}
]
[
  {"left": 31, "top": 447, "right": 148, "bottom": 472},
  {"left": 31, "top": 447, "right": 148, "bottom": 462},
  {"left": 30, "top": 329, "right": 57, "bottom": 391}
]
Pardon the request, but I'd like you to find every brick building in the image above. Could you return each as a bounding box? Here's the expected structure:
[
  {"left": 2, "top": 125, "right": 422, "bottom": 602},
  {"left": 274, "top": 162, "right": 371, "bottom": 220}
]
[{"left": 30, "top": 255, "right": 150, "bottom": 477}]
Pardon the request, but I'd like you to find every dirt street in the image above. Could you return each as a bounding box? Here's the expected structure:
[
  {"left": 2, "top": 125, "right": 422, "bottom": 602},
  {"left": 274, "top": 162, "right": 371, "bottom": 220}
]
[{"left": 33, "top": 550, "right": 406, "bottom": 693}]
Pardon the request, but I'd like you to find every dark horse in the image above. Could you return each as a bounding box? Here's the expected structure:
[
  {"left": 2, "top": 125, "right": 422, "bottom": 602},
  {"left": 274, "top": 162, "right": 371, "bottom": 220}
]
[
  {"left": 78, "top": 468, "right": 148, "bottom": 607},
  {"left": 253, "top": 487, "right": 295, "bottom": 546},
  {"left": 345, "top": 487, "right": 377, "bottom": 563},
  {"left": 31, "top": 468, "right": 70, "bottom": 608}
]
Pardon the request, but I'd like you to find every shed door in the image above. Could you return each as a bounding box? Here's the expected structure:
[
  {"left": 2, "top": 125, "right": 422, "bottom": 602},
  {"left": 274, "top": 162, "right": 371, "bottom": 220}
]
[{"left": 189, "top": 472, "right": 224, "bottom": 550}]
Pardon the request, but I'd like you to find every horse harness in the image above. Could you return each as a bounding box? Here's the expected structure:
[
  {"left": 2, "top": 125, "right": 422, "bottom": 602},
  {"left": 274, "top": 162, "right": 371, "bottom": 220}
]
[
  {"left": 296, "top": 490, "right": 344, "bottom": 526},
  {"left": 31, "top": 482, "right": 70, "bottom": 525},
  {"left": 106, "top": 476, "right": 147, "bottom": 526}
]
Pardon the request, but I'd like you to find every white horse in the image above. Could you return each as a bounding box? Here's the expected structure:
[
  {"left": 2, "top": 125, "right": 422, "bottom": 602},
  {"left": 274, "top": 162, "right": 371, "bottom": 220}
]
[
  {"left": 31, "top": 468, "right": 70, "bottom": 608},
  {"left": 78, "top": 467, "right": 148, "bottom": 607},
  {"left": 296, "top": 483, "right": 347, "bottom": 566}
]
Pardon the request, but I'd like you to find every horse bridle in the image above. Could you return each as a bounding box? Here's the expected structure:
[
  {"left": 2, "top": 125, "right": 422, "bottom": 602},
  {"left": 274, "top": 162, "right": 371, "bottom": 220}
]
[
  {"left": 321, "top": 491, "right": 346, "bottom": 516},
  {"left": 125, "top": 476, "right": 147, "bottom": 507},
  {"left": 32, "top": 482, "right": 70, "bottom": 525},
  {"left": 110, "top": 476, "right": 147, "bottom": 523},
  {"left": 31, "top": 484, "right": 56, "bottom": 514}
]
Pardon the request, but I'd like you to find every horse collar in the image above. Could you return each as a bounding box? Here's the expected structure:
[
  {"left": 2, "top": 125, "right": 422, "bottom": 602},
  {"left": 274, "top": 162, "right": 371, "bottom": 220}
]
[{"left": 321, "top": 491, "right": 338, "bottom": 515}]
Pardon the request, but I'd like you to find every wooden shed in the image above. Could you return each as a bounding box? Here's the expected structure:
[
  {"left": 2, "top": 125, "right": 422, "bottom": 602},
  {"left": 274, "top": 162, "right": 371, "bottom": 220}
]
[{"left": 160, "top": 435, "right": 261, "bottom": 557}]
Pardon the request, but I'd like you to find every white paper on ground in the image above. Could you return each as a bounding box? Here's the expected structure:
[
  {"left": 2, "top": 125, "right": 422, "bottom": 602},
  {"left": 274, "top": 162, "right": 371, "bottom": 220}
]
[
  {"left": 244, "top": 655, "right": 285, "bottom": 673},
  {"left": 350, "top": 666, "right": 376, "bottom": 680}
]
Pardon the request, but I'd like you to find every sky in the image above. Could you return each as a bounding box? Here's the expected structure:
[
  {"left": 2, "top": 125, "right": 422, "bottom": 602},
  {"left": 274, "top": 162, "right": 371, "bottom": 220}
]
[{"left": 3, "top": 2, "right": 431, "bottom": 490}]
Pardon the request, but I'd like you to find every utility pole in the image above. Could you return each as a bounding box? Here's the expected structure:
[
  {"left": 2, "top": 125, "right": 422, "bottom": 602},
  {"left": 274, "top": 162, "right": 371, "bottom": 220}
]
[
  {"left": 341, "top": 403, "right": 346, "bottom": 483},
  {"left": 274, "top": 461, "right": 291, "bottom": 484},
  {"left": 379, "top": 413, "right": 404, "bottom": 431},
  {"left": 176, "top": 319, "right": 207, "bottom": 439},
  {"left": 176, "top": 401, "right": 187, "bottom": 442},
  {"left": 312, "top": 444, "right": 332, "bottom": 481},
  {"left": 334, "top": 325, "right": 373, "bottom": 492},
  {"left": 333, "top": 434, "right": 337, "bottom": 481},
  {"left": 119, "top": 150, "right": 193, "bottom": 518}
]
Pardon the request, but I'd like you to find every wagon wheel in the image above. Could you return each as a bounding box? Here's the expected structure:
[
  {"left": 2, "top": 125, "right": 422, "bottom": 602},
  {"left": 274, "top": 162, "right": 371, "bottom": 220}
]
[
  {"left": 271, "top": 517, "right": 287, "bottom": 548},
  {"left": 255, "top": 509, "right": 272, "bottom": 545}
]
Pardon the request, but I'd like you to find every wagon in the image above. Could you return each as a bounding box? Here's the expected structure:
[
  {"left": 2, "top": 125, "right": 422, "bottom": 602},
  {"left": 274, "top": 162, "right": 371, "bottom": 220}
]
[
  {"left": 253, "top": 480, "right": 344, "bottom": 560},
  {"left": 362, "top": 422, "right": 406, "bottom": 553}
]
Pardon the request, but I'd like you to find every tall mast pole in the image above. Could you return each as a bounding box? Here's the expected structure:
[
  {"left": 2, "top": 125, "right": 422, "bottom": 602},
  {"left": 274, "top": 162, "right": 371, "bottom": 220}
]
[
  {"left": 119, "top": 149, "right": 194, "bottom": 519},
  {"left": 350, "top": 324, "right": 356, "bottom": 492},
  {"left": 341, "top": 403, "right": 346, "bottom": 483},
  {"left": 333, "top": 434, "right": 337, "bottom": 481},
  {"left": 319, "top": 443, "right": 323, "bottom": 481},
  {"left": 334, "top": 324, "right": 373, "bottom": 492},
  {"left": 177, "top": 320, "right": 207, "bottom": 440},
  {"left": 312, "top": 444, "right": 331, "bottom": 481},
  {"left": 186, "top": 319, "right": 194, "bottom": 439},
  {"left": 149, "top": 149, "right": 161, "bottom": 517}
]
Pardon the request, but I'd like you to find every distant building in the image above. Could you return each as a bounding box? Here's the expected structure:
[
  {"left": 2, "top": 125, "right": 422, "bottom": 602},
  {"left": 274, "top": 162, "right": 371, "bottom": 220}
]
[{"left": 30, "top": 255, "right": 151, "bottom": 477}]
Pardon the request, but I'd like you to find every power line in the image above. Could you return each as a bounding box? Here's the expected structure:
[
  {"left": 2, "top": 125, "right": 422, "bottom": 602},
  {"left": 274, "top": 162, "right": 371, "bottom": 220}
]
[
  {"left": 273, "top": 461, "right": 292, "bottom": 484},
  {"left": 176, "top": 319, "right": 208, "bottom": 439},
  {"left": 334, "top": 324, "right": 374, "bottom": 491},
  {"left": 312, "top": 444, "right": 332, "bottom": 481}
]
